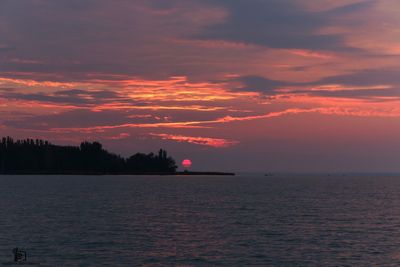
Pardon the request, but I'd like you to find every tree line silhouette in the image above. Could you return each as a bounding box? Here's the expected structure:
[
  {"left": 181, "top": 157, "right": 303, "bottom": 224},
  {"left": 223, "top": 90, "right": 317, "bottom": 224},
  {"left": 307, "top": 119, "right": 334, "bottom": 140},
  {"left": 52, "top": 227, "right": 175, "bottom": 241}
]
[{"left": 0, "top": 137, "right": 177, "bottom": 174}]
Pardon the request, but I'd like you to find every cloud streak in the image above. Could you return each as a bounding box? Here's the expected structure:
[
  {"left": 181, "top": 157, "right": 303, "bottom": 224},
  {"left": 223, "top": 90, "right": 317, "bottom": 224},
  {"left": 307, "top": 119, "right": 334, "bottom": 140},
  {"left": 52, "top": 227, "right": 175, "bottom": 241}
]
[
  {"left": 150, "top": 133, "right": 238, "bottom": 148},
  {"left": 40, "top": 107, "right": 400, "bottom": 134}
]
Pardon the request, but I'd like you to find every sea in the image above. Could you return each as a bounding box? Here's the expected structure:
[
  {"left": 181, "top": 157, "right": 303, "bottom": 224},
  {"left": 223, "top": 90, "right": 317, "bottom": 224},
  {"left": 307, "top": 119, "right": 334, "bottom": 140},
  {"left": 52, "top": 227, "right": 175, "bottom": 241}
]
[{"left": 1, "top": 174, "right": 400, "bottom": 266}]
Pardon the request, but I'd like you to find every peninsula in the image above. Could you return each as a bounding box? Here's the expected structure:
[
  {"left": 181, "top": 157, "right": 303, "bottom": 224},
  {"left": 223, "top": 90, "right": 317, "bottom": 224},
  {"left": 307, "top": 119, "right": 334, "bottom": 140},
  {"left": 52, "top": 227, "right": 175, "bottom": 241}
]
[{"left": 0, "top": 137, "right": 234, "bottom": 175}]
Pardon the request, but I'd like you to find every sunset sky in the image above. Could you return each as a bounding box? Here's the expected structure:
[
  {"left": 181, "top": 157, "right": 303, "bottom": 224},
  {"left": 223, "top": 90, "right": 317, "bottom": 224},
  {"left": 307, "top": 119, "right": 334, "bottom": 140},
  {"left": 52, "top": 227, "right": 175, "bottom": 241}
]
[{"left": 1, "top": 0, "right": 399, "bottom": 172}]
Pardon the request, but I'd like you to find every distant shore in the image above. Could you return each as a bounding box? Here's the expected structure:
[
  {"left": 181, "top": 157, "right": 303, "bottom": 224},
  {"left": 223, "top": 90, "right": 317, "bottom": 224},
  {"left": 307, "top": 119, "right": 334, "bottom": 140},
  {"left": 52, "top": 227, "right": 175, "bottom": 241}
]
[
  {"left": 0, "top": 171, "right": 235, "bottom": 176},
  {"left": 176, "top": 171, "right": 235, "bottom": 176},
  {"left": 0, "top": 137, "right": 237, "bottom": 176}
]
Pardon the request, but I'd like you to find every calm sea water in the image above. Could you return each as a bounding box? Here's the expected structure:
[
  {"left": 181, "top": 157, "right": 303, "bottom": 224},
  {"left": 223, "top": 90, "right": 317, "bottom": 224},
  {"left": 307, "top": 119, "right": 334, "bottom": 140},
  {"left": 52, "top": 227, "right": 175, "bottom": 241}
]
[{"left": 1, "top": 174, "right": 400, "bottom": 266}]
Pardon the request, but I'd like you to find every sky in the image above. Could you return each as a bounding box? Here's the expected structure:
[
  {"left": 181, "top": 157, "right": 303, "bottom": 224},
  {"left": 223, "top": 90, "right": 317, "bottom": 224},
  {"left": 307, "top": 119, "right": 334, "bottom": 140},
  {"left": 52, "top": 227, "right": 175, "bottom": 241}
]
[{"left": 0, "top": 0, "right": 399, "bottom": 172}]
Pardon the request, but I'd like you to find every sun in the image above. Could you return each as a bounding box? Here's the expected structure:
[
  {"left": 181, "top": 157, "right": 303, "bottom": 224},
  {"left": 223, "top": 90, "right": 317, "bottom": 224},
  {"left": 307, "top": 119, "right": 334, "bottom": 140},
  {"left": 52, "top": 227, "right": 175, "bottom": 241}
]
[{"left": 182, "top": 159, "right": 192, "bottom": 169}]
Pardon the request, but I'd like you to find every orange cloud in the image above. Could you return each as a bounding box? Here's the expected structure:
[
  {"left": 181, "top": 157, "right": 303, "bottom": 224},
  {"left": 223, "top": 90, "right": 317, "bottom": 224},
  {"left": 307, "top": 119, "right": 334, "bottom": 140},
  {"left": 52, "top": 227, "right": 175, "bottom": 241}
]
[
  {"left": 0, "top": 77, "right": 76, "bottom": 89},
  {"left": 91, "top": 103, "right": 225, "bottom": 112},
  {"left": 151, "top": 133, "right": 238, "bottom": 148},
  {"left": 48, "top": 107, "right": 400, "bottom": 134},
  {"left": 104, "top": 133, "right": 131, "bottom": 140}
]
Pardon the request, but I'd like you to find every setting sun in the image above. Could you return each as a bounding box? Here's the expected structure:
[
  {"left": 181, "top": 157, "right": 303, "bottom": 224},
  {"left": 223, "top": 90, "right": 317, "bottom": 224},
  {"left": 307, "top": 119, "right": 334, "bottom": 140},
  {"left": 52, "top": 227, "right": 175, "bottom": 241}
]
[{"left": 182, "top": 159, "right": 192, "bottom": 169}]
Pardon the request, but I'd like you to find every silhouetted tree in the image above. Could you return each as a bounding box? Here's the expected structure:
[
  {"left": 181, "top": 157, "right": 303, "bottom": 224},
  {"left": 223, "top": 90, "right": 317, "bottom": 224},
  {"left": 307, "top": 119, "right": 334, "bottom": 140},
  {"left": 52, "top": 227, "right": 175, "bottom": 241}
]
[{"left": 0, "top": 137, "right": 177, "bottom": 174}]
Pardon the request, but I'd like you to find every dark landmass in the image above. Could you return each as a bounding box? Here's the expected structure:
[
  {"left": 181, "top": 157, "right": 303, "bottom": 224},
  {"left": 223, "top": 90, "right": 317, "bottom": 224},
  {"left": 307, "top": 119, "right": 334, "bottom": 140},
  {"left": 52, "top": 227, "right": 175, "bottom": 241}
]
[
  {"left": 0, "top": 170, "right": 235, "bottom": 176},
  {"left": 176, "top": 171, "right": 235, "bottom": 176},
  {"left": 0, "top": 137, "right": 235, "bottom": 176},
  {"left": 0, "top": 136, "right": 176, "bottom": 174}
]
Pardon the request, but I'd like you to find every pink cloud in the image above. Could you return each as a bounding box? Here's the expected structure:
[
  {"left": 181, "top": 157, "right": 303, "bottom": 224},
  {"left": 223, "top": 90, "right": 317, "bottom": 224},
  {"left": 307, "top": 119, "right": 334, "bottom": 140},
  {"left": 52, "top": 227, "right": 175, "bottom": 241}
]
[
  {"left": 150, "top": 133, "right": 238, "bottom": 148},
  {"left": 104, "top": 133, "right": 130, "bottom": 140}
]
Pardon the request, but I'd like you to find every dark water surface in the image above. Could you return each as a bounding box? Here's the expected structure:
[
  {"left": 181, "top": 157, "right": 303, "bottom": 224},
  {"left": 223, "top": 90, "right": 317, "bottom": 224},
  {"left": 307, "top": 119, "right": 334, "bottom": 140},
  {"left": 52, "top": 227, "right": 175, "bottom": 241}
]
[{"left": 1, "top": 174, "right": 400, "bottom": 266}]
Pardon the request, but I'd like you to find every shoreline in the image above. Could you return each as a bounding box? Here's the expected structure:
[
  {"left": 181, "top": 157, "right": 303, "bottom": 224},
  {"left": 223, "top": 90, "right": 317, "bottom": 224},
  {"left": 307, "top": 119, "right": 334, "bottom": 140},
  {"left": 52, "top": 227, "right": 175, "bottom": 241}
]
[{"left": 0, "top": 171, "right": 235, "bottom": 176}]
